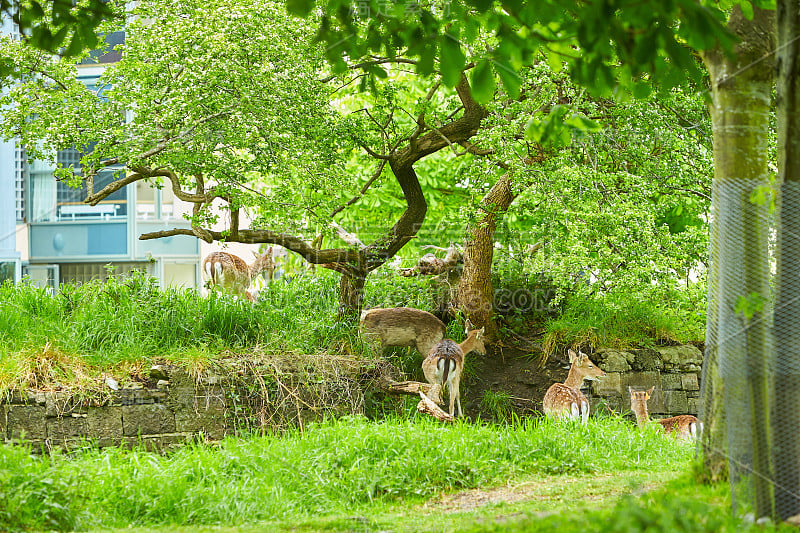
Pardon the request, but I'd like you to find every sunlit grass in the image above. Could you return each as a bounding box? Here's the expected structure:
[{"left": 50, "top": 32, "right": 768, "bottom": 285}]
[{"left": 0, "top": 415, "right": 697, "bottom": 531}]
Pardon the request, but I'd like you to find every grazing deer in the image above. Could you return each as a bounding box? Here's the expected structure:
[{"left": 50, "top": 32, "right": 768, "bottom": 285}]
[
  {"left": 202, "top": 248, "right": 274, "bottom": 302},
  {"left": 629, "top": 387, "right": 701, "bottom": 439},
  {"left": 422, "top": 323, "right": 486, "bottom": 418},
  {"left": 359, "top": 307, "right": 447, "bottom": 357},
  {"left": 542, "top": 349, "right": 606, "bottom": 424}
]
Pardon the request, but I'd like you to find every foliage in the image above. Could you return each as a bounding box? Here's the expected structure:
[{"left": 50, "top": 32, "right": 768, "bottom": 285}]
[
  {"left": 289, "top": 0, "right": 736, "bottom": 101},
  {"left": 0, "top": 0, "right": 115, "bottom": 81},
  {"left": 0, "top": 415, "right": 695, "bottom": 531},
  {"left": 542, "top": 286, "right": 706, "bottom": 355},
  {"left": 480, "top": 390, "right": 513, "bottom": 421}
]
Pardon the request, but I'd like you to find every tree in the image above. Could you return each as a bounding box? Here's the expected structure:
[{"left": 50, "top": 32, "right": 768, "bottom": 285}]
[
  {"left": 0, "top": 0, "right": 115, "bottom": 79},
  {"left": 698, "top": 3, "right": 775, "bottom": 506},
  {"left": 0, "top": 0, "right": 492, "bottom": 317},
  {"left": 289, "top": 0, "right": 731, "bottom": 103},
  {"left": 773, "top": 0, "right": 800, "bottom": 520}
]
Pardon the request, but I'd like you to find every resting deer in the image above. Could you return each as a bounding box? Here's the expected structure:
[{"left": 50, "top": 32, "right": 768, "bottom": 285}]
[
  {"left": 422, "top": 322, "right": 486, "bottom": 418},
  {"left": 202, "top": 248, "right": 274, "bottom": 302},
  {"left": 359, "top": 307, "right": 446, "bottom": 357},
  {"left": 629, "top": 387, "right": 701, "bottom": 439},
  {"left": 542, "top": 349, "right": 606, "bottom": 424}
]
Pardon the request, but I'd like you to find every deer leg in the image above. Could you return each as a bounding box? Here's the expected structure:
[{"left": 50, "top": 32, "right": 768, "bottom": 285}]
[
  {"left": 453, "top": 374, "right": 462, "bottom": 418},
  {"left": 580, "top": 400, "right": 589, "bottom": 425}
]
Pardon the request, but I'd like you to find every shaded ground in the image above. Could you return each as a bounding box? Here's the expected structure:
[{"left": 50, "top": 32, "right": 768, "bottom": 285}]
[{"left": 462, "top": 342, "right": 571, "bottom": 421}]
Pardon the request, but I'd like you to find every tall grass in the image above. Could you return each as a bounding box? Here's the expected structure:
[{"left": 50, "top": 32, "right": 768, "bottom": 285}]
[
  {"left": 0, "top": 415, "right": 694, "bottom": 531},
  {"left": 543, "top": 290, "right": 706, "bottom": 355}
]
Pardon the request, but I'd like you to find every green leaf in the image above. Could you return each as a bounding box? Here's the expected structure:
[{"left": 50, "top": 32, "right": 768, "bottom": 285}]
[
  {"left": 439, "top": 34, "right": 466, "bottom": 87},
  {"left": 564, "top": 113, "right": 600, "bottom": 132},
  {"left": 735, "top": 292, "right": 766, "bottom": 320},
  {"left": 470, "top": 60, "right": 496, "bottom": 104},
  {"left": 632, "top": 81, "right": 651, "bottom": 99},
  {"left": 286, "top": 0, "right": 315, "bottom": 17},
  {"left": 739, "top": 0, "right": 754, "bottom": 20},
  {"left": 495, "top": 59, "right": 521, "bottom": 99}
]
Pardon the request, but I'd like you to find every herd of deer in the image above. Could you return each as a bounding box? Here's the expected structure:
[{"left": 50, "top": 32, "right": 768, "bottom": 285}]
[{"left": 202, "top": 250, "right": 701, "bottom": 437}]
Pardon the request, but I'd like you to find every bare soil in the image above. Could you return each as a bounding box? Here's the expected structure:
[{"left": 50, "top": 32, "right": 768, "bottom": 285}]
[{"left": 461, "top": 342, "right": 570, "bottom": 421}]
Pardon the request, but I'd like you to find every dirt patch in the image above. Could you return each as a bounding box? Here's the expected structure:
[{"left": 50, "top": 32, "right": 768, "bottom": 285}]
[
  {"left": 461, "top": 343, "right": 573, "bottom": 421},
  {"left": 420, "top": 473, "right": 662, "bottom": 515}
]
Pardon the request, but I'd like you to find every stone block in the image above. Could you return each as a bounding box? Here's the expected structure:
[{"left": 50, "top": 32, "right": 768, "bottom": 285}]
[
  {"left": 7, "top": 406, "right": 48, "bottom": 439},
  {"left": 598, "top": 351, "right": 632, "bottom": 373},
  {"left": 122, "top": 404, "right": 176, "bottom": 436},
  {"left": 661, "top": 373, "right": 683, "bottom": 390},
  {"left": 681, "top": 373, "right": 700, "bottom": 391},
  {"left": 0, "top": 405, "right": 6, "bottom": 439},
  {"left": 87, "top": 407, "right": 123, "bottom": 440},
  {"left": 662, "top": 390, "right": 688, "bottom": 414},
  {"left": 45, "top": 392, "right": 87, "bottom": 417},
  {"left": 656, "top": 345, "right": 703, "bottom": 370},
  {"left": 687, "top": 397, "right": 699, "bottom": 415},
  {"left": 593, "top": 372, "right": 622, "bottom": 395},
  {"left": 47, "top": 414, "right": 89, "bottom": 440},
  {"left": 629, "top": 349, "right": 664, "bottom": 372},
  {"left": 175, "top": 406, "right": 226, "bottom": 440}
]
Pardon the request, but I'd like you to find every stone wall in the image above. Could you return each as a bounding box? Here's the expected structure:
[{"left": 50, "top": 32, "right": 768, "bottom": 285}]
[
  {"left": 0, "top": 356, "right": 384, "bottom": 452},
  {"left": 589, "top": 344, "right": 703, "bottom": 416}
]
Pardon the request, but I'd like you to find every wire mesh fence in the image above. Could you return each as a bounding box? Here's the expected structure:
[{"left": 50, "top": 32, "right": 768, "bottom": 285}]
[{"left": 701, "top": 178, "right": 800, "bottom": 522}]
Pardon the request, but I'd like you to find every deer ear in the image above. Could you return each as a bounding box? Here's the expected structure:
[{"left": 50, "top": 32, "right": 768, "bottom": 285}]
[
  {"left": 568, "top": 349, "right": 577, "bottom": 362},
  {"left": 265, "top": 246, "right": 273, "bottom": 257},
  {"left": 465, "top": 319, "right": 473, "bottom": 333},
  {"left": 647, "top": 386, "right": 655, "bottom": 396}
]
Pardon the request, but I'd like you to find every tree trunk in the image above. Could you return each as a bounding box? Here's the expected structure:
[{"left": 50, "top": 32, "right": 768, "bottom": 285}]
[
  {"left": 699, "top": 5, "right": 775, "bottom": 516},
  {"left": 456, "top": 174, "right": 516, "bottom": 340},
  {"left": 773, "top": 0, "right": 800, "bottom": 520},
  {"left": 338, "top": 270, "right": 366, "bottom": 319}
]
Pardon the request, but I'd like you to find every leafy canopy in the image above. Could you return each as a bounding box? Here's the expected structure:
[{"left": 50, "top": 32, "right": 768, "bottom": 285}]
[{"left": 289, "top": 0, "right": 736, "bottom": 101}]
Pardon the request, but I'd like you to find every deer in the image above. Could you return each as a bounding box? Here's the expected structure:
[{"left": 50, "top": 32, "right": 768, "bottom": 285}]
[
  {"left": 422, "top": 323, "right": 486, "bottom": 418},
  {"left": 359, "top": 307, "right": 447, "bottom": 357},
  {"left": 201, "top": 248, "right": 274, "bottom": 302},
  {"left": 542, "top": 349, "right": 606, "bottom": 424},
  {"left": 629, "top": 387, "right": 701, "bottom": 439}
]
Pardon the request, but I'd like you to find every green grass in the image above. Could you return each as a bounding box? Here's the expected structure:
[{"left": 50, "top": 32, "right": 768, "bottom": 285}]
[
  {"left": 0, "top": 415, "right": 698, "bottom": 532},
  {"left": 0, "top": 269, "right": 446, "bottom": 393},
  {"left": 542, "top": 290, "right": 706, "bottom": 355}
]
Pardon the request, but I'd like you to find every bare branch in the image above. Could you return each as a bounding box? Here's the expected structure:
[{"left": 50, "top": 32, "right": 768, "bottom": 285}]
[
  {"left": 139, "top": 227, "right": 363, "bottom": 265},
  {"left": 330, "top": 160, "right": 388, "bottom": 217}
]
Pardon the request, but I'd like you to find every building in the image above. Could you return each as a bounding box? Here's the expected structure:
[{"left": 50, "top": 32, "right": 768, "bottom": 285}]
[{"left": 0, "top": 21, "right": 267, "bottom": 291}]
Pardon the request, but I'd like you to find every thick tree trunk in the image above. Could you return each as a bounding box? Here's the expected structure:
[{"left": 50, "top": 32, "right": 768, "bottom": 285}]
[
  {"left": 773, "top": 0, "right": 800, "bottom": 520},
  {"left": 700, "top": 5, "right": 775, "bottom": 516},
  {"left": 338, "top": 270, "right": 366, "bottom": 319},
  {"left": 456, "top": 174, "right": 516, "bottom": 340}
]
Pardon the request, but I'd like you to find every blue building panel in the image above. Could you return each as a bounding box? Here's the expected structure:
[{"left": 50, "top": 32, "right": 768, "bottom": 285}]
[
  {"left": 87, "top": 223, "right": 127, "bottom": 255},
  {"left": 30, "top": 222, "right": 128, "bottom": 258},
  {"left": 136, "top": 222, "right": 200, "bottom": 257}
]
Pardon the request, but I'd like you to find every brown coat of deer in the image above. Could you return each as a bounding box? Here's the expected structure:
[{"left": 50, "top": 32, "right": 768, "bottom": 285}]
[
  {"left": 542, "top": 349, "right": 606, "bottom": 424},
  {"left": 629, "top": 387, "right": 701, "bottom": 439},
  {"left": 202, "top": 249, "right": 274, "bottom": 302},
  {"left": 422, "top": 323, "right": 486, "bottom": 418},
  {"left": 359, "top": 307, "right": 447, "bottom": 357}
]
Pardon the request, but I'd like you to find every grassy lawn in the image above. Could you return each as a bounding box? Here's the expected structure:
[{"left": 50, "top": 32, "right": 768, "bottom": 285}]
[{"left": 4, "top": 415, "right": 788, "bottom": 532}]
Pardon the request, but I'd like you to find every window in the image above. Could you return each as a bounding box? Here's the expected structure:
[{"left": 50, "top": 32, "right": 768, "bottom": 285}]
[{"left": 28, "top": 148, "right": 128, "bottom": 222}]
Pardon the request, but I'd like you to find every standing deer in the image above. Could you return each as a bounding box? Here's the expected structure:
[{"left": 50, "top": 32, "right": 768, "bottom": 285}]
[
  {"left": 359, "top": 307, "right": 446, "bottom": 357},
  {"left": 542, "top": 349, "right": 606, "bottom": 424},
  {"left": 422, "top": 323, "right": 486, "bottom": 418},
  {"left": 629, "top": 387, "right": 701, "bottom": 439},
  {"left": 202, "top": 248, "right": 274, "bottom": 302}
]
